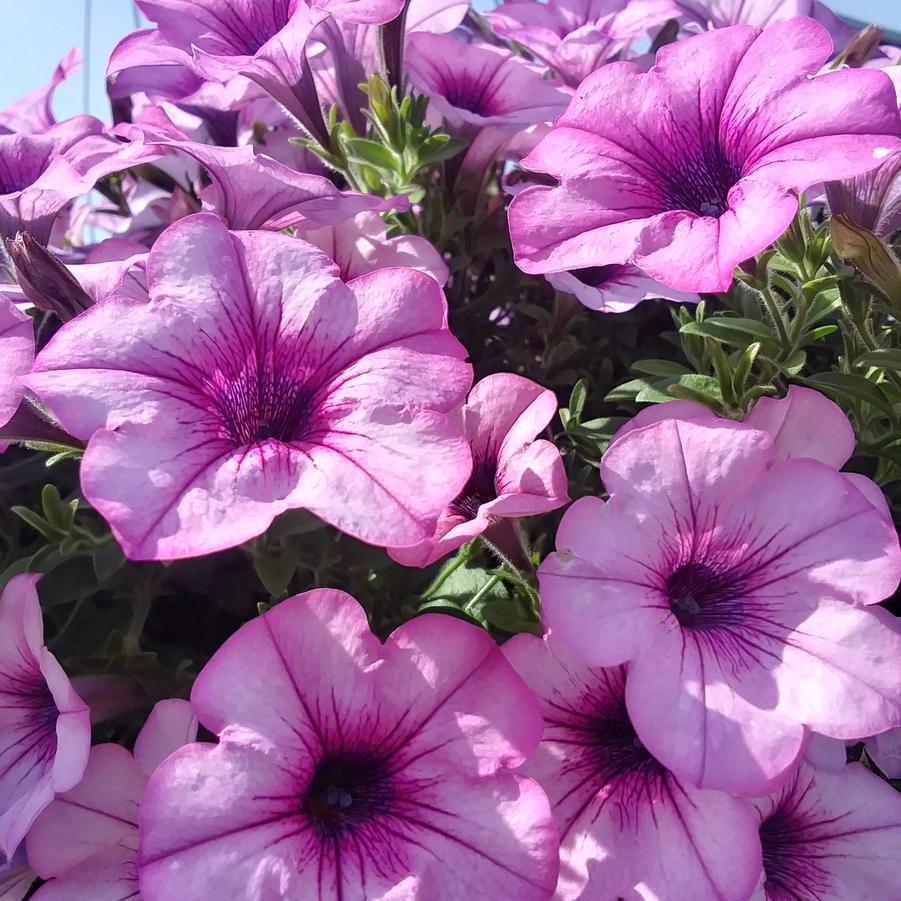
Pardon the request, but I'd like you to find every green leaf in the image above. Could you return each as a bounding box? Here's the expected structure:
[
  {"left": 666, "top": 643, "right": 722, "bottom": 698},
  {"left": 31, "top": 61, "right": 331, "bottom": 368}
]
[
  {"left": 801, "top": 372, "right": 895, "bottom": 417},
  {"left": 342, "top": 137, "right": 398, "bottom": 172},
  {"left": 630, "top": 359, "right": 692, "bottom": 378},
  {"left": 802, "top": 325, "right": 839, "bottom": 342},
  {"left": 11, "top": 506, "right": 64, "bottom": 542},
  {"left": 731, "top": 342, "right": 761, "bottom": 396},
  {"left": 681, "top": 317, "right": 776, "bottom": 346},
  {"left": 568, "top": 379, "right": 588, "bottom": 425},
  {"left": 252, "top": 550, "right": 297, "bottom": 598},
  {"left": 418, "top": 136, "right": 468, "bottom": 167},
  {"left": 92, "top": 539, "right": 127, "bottom": 583},
  {"left": 423, "top": 559, "right": 508, "bottom": 622},
  {"left": 855, "top": 349, "right": 901, "bottom": 372}
]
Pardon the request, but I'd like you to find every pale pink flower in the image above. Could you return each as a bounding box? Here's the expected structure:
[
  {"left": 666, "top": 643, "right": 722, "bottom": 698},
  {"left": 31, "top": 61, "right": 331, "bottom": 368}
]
[
  {"left": 752, "top": 762, "right": 901, "bottom": 899},
  {"left": 390, "top": 373, "right": 569, "bottom": 567},
  {"left": 299, "top": 212, "right": 449, "bottom": 284},
  {"left": 509, "top": 18, "right": 901, "bottom": 292},
  {"left": 138, "top": 590, "right": 558, "bottom": 900},
  {"left": 485, "top": 0, "right": 679, "bottom": 88},
  {"left": 504, "top": 630, "right": 763, "bottom": 900},
  {"left": 0, "top": 575, "right": 90, "bottom": 858},
  {"left": 26, "top": 699, "right": 197, "bottom": 901},
  {"left": 26, "top": 213, "right": 473, "bottom": 560},
  {"left": 539, "top": 417, "right": 901, "bottom": 796},
  {"left": 613, "top": 386, "right": 893, "bottom": 515}
]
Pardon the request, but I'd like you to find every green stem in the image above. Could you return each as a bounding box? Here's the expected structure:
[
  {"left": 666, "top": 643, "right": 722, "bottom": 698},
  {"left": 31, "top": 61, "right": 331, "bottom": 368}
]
[
  {"left": 462, "top": 573, "right": 502, "bottom": 617},
  {"left": 760, "top": 285, "right": 792, "bottom": 349}
]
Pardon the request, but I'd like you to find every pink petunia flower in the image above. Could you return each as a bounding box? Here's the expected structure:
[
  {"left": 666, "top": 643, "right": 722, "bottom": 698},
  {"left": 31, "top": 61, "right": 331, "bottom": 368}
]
[
  {"left": 407, "top": 34, "right": 570, "bottom": 133},
  {"left": 299, "top": 212, "right": 449, "bottom": 284},
  {"left": 0, "top": 48, "right": 80, "bottom": 134},
  {"left": 611, "top": 385, "right": 894, "bottom": 515},
  {"left": 548, "top": 263, "right": 699, "bottom": 313},
  {"left": 389, "top": 373, "right": 569, "bottom": 568},
  {"left": 538, "top": 416, "right": 901, "bottom": 796},
  {"left": 752, "top": 762, "right": 901, "bottom": 899},
  {"left": 504, "top": 631, "right": 763, "bottom": 900},
  {"left": 509, "top": 18, "right": 901, "bottom": 292},
  {"left": 137, "top": 590, "right": 558, "bottom": 900},
  {"left": 672, "top": 0, "right": 854, "bottom": 44},
  {"left": 26, "top": 213, "right": 473, "bottom": 561},
  {"left": 0, "top": 575, "right": 90, "bottom": 859},
  {"left": 123, "top": 123, "right": 407, "bottom": 231},
  {"left": 123, "top": 0, "right": 402, "bottom": 145},
  {"left": 0, "top": 295, "right": 35, "bottom": 436},
  {"left": 485, "top": 0, "right": 678, "bottom": 88},
  {"left": 0, "top": 118, "right": 161, "bottom": 244},
  {"left": 25, "top": 699, "right": 197, "bottom": 901},
  {"left": 826, "top": 66, "right": 901, "bottom": 241}
]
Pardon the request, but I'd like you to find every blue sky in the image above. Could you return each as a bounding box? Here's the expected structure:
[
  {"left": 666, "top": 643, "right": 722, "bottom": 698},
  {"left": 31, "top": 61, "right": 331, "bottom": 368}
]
[{"left": 0, "top": 0, "right": 898, "bottom": 122}]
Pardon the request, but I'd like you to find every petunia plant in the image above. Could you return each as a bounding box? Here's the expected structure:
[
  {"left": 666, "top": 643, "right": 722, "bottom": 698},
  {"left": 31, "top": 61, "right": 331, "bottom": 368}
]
[{"left": 2, "top": 1, "right": 901, "bottom": 899}]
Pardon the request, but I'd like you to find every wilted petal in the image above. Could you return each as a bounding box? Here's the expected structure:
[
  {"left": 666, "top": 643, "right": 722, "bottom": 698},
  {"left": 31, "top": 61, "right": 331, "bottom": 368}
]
[{"left": 0, "top": 48, "right": 80, "bottom": 134}]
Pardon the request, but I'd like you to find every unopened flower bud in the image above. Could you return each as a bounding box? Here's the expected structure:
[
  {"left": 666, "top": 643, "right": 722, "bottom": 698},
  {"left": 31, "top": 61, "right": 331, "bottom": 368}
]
[
  {"left": 830, "top": 213, "right": 901, "bottom": 313},
  {"left": 4, "top": 232, "right": 93, "bottom": 322},
  {"left": 833, "top": 26, "right": 882, "bottom": 69}
]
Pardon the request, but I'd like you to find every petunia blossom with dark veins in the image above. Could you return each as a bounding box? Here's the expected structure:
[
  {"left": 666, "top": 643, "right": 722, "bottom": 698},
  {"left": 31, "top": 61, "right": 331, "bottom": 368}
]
[
  {"left": 0, "top": 575, "right": 90, "bottom": 859},
  {"left": 137, "top": 590, "right": 558, "bottom": 900},
  {"left": 407, "top": 32, "right": 569, "bottom": 132},
  {"left": 25, "top": 699, "right": 197, "bottom": 901},
  {"left": 539, "top": 416, "right": 901, "bottom": 797},
  {"left": 509, "top": 17, "right": 901, "bottom": 292},
  {"left": 115, "top": 0, "right": 404, "bottom": 145},
  {"left": 752, "top": 762, "right": 901, "bottom": 900},
  {"left": 504, "top": 632, "right": 763, "bottom": 901},
  {"left": 26, "top": 213, "right": 473, "bottom": 562},
  {"left": 485, "top": 0, "right": 680, "bottom": 89},
  {"left": 390, "top": 373, "right": 569, "bottom": 568}
]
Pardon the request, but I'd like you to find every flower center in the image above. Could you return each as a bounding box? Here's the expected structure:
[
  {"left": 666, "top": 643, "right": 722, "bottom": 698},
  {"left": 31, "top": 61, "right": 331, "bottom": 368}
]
[
  {"left": 0, "top": 664, "right": 59, "bottom": 770},
  {"left": 590, "top": 693, "right": 663, "bottom": 782},
  {"left": 658, "top": 146, "right": 741, "bottom": 218},
  {"left": 665, "top": 561, "right": 745, "bottom": 630},
  {"left": 450, "top": 455, "right": 498, "bottom": 519},
  {"left": 441, "top": 75, "right": 502, "bottom": 117},
  {"left": 303, "top": 751, "right": 393, "bottom": 839},
  {"left": 204, "top": 357, "right": 315, "bottom": 448},
  {"left": 759, "top": 807, "right": 832, "bottom": 899}
]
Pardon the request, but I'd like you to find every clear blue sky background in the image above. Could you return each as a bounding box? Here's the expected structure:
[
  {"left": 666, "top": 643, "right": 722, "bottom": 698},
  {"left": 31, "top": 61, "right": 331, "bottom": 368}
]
[{"left": 0, "top": 0, "right": 898, "bottom": 122}]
